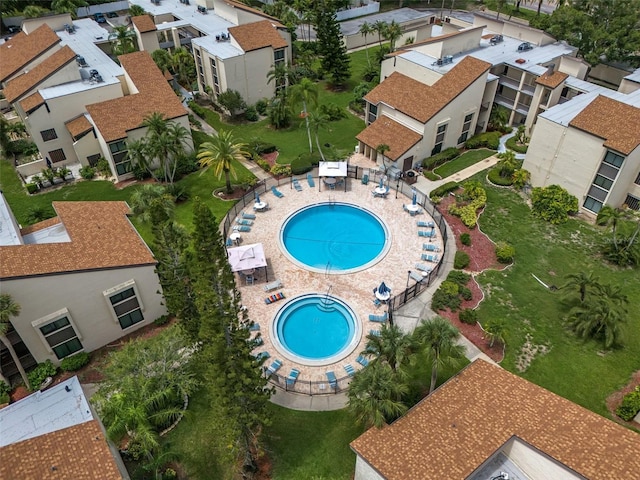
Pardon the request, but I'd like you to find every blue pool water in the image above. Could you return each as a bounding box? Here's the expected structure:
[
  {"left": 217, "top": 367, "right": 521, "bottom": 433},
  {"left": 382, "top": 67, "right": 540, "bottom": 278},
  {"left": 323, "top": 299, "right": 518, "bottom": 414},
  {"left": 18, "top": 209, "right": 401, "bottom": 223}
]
[
  {"left": 273, "top": 294, "right": 359, "bottom": 364},
  {"left": 280, "top": 203, "right": 388, "bottom": 273}
]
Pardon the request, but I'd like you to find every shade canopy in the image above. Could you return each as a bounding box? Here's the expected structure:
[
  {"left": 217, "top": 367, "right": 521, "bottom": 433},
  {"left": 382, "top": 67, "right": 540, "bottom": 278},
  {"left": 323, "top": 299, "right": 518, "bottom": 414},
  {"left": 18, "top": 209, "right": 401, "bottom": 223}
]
[
  {"left": 227, "top": 243, "right": 267, "bottom": 272},
  {"left": 318, "top": 161, "right": 347, "bottom": 177}
]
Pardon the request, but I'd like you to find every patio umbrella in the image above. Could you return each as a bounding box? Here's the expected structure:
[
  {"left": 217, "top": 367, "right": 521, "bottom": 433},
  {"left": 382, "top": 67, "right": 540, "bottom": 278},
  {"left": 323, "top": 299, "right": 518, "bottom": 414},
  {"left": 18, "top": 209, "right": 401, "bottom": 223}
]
[
  {"left": 378, "top": 281, "right": 390, "bottom": 295},
  {"left": 412, "top": 191, "right": 417, "bottom": 206},
  {"left": 255, "top": 193, "right": 260, "bottom": 204},
  {"left": 379, "top": 177, "right": 384, "bottom": 189}
]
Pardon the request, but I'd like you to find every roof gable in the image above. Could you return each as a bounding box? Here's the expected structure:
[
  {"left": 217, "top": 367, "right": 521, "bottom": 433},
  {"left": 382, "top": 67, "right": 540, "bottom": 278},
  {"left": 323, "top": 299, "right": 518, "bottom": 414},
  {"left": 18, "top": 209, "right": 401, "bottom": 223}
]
[
  {"left": 356, "top": 116, "right": 422, "bottom": 161},
  {"left": 0, "top": 24, "right": 61, "bottom": 83},
  {"left": 229, "top": 20, "right": 288, "bottom": 52},
  {"left": 131, "top": 14, "right": 157, "bottom": 33}
]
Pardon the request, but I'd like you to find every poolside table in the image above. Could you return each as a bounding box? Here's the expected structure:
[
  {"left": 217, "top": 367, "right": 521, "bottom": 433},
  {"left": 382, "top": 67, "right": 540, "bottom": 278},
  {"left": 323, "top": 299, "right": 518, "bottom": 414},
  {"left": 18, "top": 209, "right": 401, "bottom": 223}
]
[
  {"left": 406, "top": 203, "right": 420, "bottom": 213},
  {"left": 230, "top": 232, "right": 241, "bottom": 245},
  {"left": 254, "top": 201, "right": 268, "bottom": 211}
]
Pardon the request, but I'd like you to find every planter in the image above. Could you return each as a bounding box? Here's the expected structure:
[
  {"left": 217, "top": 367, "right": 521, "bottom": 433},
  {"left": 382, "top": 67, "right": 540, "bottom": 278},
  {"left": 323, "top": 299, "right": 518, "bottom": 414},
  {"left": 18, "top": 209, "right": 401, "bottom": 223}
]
[{"left": 405, "top": 170, "right": 418, "bottom": 185}]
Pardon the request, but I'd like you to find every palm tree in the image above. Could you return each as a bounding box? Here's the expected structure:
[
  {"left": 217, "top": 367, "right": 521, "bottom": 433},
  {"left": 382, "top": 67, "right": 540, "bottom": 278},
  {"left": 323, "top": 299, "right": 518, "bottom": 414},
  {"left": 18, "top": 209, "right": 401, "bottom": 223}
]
[
  {"left": 151, "top": 49, "right": 173, "bottom": 77},
  {"left": 568, "top": 299, "right": 626, "bottom": 349},
  {"left": 413, "top": 317, "right": 465, "bottom": 394},
  {"left": 483, "top": 318, "right": 507, "bottom": 347},
  {"left": 172, "top": 48, "right": 196, "bottom": 87},
  {"left": 288, "top": 78, "right": 318, "bottom": 153},
  {"left": 129, "top": 4, "right": 146, "bottom": 17},
  {"left": 129, "top": 184, "right": 175, "bottom": 225},
  {"left": 22, "top": 5, "right": 50, "bottom": 18},
  {"left": 0, "top": 294, "right": 30, "bottom": 389},
  {"left": 364, "top": 323, "right": 412, "bottom": 374},
  {"left": 197, "top": 130, "right": 249, "bottom": 194},
  {"left": 51, "top": 0, "right": 87, "bottom": 19},
  {"left": 307, "top": 110, "right": 330, "bottom": 161},
  {"left": 110, "top": 25, "right": 138, "bottom": 56},
  {"left": 359, "top": 21, "right": 374, "bottom": 64},
  {"left": 561, "top": 271, "right": 600, "bottom": 304},
  {"left": 267, "top": 95, "right": 292, "bottom": 129},
  {"left": 595, "top": 283, "right": 629, "bottom": 310},
  {"left": 266, "top": 62, "right": 290, "bottom": 97},
  {"left": 347, "top": 362, "right": 408, "bottom": 428},
  {"left": 375, "top": 143, "right": 391, "bottom": 173},
  {"left": 142, "top": 113, "right": 190, "bottom": 184},
  {"left": 384, "top": 20, "right": 402, "bottom": 51},
  {"left": 597, "top": 205, "right": 624, "bottom": 248},
  {"left": 373, "top": 20, "right": 387, "bottom": 47}
]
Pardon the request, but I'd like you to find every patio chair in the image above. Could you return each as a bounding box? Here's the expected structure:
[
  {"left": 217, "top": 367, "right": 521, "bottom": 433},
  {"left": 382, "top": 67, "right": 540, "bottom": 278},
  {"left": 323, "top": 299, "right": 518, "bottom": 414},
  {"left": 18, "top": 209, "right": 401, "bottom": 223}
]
[
  {"left": 233, "top": 225, "right": 251, "bottom": 232},
  {"left": 372, "top": 297, "right": 382, "bottom": 308},
  {"left": 286, "top": 368, "right": 300, "bottom": 387},
  {"left": 356, "top": 355, "right": 369, "bottom": 367},
  {"left": 271, "top": 186, "right": 284, "bottom": 198},
  {"left": 246, "top": 275, "right": 254, "bottom": 285},
  {"left": 263, "top": 279, "right": 282, "bottom": 292},
  {"left": 361, "top": 173, "right": 369, "bottom": 185},
  {"left": 418, "top": 230, "right": 436, "bottom": 238},
  {"left": 423, "top": 243, "right": 440, "bottom": 252},
  {"left": 369, "top": 329, "right": 381, "bottom": 337},
  {"left": 265, "top": 359, "right": 283, "bottom": 378},
  {"left": 242, "top": 211, "right": 256, "bottom": 220},
  {"left": 369, "top": 312, "right": 388, "bottom": 323},
  {"left": 292, "top": 178, "right": 302, "bottom": 191},
  {"left": 421, "top": 253, "right": 439, "bottom": 263},
  {"left": 326, "top": 371, "right": 337, "bottom": 389},
  {"left": 409, "top": 271, "right": 425, "bottom": 283},
  {"left": 249, "top": 323, "right": 260, "bottom": 331},
  {"left": 415, "top": 263, "right": 432, "bottom": 273},
  {"left": 307, "top": 173, "right": 315, "bottom": 187},
  {"left": 417, "top": 220, "right": 435, "bottom": 228},
  {"left": 236, "top": 218, "right": 253, "bottom": 226},
  {"left": 226, "top": 238, "right": 233, "bottom": 247},
  {"left": 344, "top": 364, "right": 356, "bottom": 377}
]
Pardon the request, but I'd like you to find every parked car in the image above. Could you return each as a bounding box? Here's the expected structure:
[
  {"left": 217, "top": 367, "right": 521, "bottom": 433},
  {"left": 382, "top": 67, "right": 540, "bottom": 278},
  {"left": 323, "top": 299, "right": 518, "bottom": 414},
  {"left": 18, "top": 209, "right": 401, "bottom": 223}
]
[
  {"left": 106, "top": 11, "right": 118, "bottom": 18},
  {"left": 93, "top": 12, "right": 106, "bottom": 24}
]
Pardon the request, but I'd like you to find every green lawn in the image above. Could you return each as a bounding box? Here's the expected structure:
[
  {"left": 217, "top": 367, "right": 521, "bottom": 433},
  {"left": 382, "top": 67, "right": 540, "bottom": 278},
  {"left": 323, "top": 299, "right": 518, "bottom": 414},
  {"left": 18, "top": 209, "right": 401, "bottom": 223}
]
[
  {"left": 474, "top": 177, "right": 640, "bottom": 416},
  {"left": 433, "top": 149, "right": 495, "bottom": 178}
]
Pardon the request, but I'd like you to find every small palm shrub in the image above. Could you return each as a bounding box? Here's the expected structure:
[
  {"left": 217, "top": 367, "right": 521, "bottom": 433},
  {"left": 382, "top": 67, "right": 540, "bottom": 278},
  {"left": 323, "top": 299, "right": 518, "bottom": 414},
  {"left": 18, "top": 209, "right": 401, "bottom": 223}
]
[
  {"left": 79, "top": 165, "right": 96, "bottom": 179},
  {"left": 27, "top": 360, "right": 57, "bottom": 391},
  {"left": 460, "top": 233, "right": 471, "bottom": 246},
  {"left": 96, "top": 158, "right": 112, "bottom": 177},
  {"left": 255, "top": 98, "right": 268, "bottom": 116},
  {"left": 319, "top": 103, "right": 347, "bottom": 121},
  {"left": 616, "top": 386, "right": 640, "bottom": 421},
  {"left": 459, "top": 308, "right": 478, "bottom": 325},
  {"left": 60, "top": 352, "right": 91, "bottom": 372},
  {"left": 0, "top": 381, "right": 10, "bottom": 396},
  {"left": 244, "top": 106, "right": 258, "bottom": 122},
  {"left": 454, "top": 251, "right": 470, "bottom": 269},
  {"left": 495, "top": 242, "right": 515, "bottom": 263}
]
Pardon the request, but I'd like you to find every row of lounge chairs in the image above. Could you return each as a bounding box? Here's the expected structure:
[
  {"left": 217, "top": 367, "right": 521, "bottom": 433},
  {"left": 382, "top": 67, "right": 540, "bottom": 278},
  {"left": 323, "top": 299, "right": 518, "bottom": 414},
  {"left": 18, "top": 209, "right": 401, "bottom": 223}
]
[{"left": 264, "top": 291, "right": 285, "bottom": 304}]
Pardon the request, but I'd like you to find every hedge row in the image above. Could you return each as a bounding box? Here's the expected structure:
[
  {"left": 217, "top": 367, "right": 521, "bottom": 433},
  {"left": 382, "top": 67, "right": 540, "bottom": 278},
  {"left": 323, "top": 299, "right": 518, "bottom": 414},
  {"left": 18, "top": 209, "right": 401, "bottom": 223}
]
[
  {"left": 464, "top": 131, "right": 501, "bottom": 150},
  {"left": 422, "top": 147, "right": 460, "bottom": 170},
  {"left": 429, "top": 181, "right": 459, "bottom": 199}
]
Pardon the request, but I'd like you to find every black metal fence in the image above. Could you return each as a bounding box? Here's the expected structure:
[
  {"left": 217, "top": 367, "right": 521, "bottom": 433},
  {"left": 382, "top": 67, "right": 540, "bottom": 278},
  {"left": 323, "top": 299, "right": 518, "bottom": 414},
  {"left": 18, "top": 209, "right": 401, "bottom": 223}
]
[{"left": 268, "top": 370, "right": 352, "bottom": 395}]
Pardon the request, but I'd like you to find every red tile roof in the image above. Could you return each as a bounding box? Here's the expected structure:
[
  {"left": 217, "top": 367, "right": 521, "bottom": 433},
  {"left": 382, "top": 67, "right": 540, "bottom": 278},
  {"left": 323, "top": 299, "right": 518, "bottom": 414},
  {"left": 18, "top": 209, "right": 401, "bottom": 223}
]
[
  {"left": 86, "top": 51, "right": 187, "bottom": 143},
  {"left": 0, "top": 24, "right": 60, "bottom": 83},
  {"left": 229, "top": 20, "right": 288, "bottom": 52},
  {"left": 0, "top": 201, "right": 156, "bottom": 279},
  {"left": 364, "top": 56, "right": 491, "bottom": 124},
  {"left": 4, "top": 46, "right": 76, "bottom": 103},
  {"left": 351, "top": 360, "right": 640, "bottom": 480},
  {"left": 0, "top": 421, "right": 123, "bottom": 479},
  {"left": 356, "top": 116, "right": 422, "bottom": 161},
  {"left": 569, "top": 95, "right": 640, "bottom": 155},
  {"left": 131, "top": 14, "right": 156, "bottom": 33}
]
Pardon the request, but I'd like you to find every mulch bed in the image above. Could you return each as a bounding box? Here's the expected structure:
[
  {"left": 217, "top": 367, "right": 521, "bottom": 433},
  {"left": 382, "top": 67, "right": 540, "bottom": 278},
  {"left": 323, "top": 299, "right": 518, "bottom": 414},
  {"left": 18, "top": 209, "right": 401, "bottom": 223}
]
[
  {"left": 261, "top": 151, "right": 279, "bottom": 167},
  {"left": 436, "top": 193, "right": 509, "bottom": 362},
  {"left": 606, "top": 370, "right": 640, "bottom": 428}
]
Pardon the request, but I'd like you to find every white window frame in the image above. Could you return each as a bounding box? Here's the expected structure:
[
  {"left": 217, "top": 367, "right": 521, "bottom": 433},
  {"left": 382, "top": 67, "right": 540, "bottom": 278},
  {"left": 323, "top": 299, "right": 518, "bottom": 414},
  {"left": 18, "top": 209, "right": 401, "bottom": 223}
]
[
  {"left": 103, "top": 279, "right": 145, "bottom": 329},
  {"left": 31, "top": 308, "right": 84, "bottom": 358}
]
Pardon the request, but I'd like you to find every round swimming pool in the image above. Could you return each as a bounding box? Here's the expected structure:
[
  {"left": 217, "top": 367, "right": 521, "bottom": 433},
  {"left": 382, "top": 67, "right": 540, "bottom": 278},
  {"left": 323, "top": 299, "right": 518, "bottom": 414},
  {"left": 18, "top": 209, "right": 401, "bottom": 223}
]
[
  {"left": 279, "top": 202, "right": 389, "bottom": 274},
  {"left": 271, "top": 294, "right": 361, "bottom": 366}
]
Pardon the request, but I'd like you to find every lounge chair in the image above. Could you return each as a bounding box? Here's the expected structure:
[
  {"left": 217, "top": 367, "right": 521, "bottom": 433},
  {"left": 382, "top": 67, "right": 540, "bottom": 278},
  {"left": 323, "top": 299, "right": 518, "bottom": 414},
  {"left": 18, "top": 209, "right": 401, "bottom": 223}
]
[
  {"left": 233, "top": 225, "right": 251, "bottom": 233},
  {"left": 255, "top": 351, "right": 270, "bottom": 362},
  {"left": 249, "top": 323, "right": 260, "bottom": 331},
  {"left": 264, "top": 291, "right": 286, "bottom": 304},
  {"left": 417, "top": 220, "right": 435, "bottom": 228},
  {"left": 271, "top": 186, "right": 284, "bottom": 198},
  {"left": 236, "top": 218, "right": 253, "bottom": 226},
  {"left": 421, "top": 253, "right": 439, "bottom": 263},
  {"left": 226, "top": 238, "right": 233, "bottom": 247},
  {"left": 307, "top": 173, "right": 315, "bottom": 187},
  {"left": 253, "top": 336, "right": 264, "bottom": 346},
  {"left": 415, "top": 263, "right": 432, "bottom": 273},
  {"left": 418, "top": 230, "right": 436, "bottom": 238},
  {"left": 361, "top": 174, "right": 369, "bottom": 185},
  {"left": 242, "top": 211, "right": 256, "bottom": 220},
  {"left": 369, "top": 329, "right": 381, "bottom": 337},
  {"left": 356, "top": 355, "right": 369, "bottom": 367},
  {"left": 263, "top": 279, "right": 282, "bottom": 292},
  {"left": 265, "top": 359, "right": 282, "bottom": 377},
  {"left": 423, "top": 243, "right": 440, "bottom": 252},
  {"left": 369, "top": 312, "right": 388, "bottom": 323},
  {"left": 292, "top": 178, "right": 302, "bottom": 191},
  {"left": 409, "top": 271, "right": 425, "bottom": 283},
  {"left": 372, "top": 298, "right": 382, "bottom": 308},
  {"left": 326, "top": 371, "right": 337, "bottom": 389},
  {"left": 286, "top": 368, "right": 300, "bottom": 387},
  {"left": 344, "top": 364, "right": 356, "bottom": 377}
]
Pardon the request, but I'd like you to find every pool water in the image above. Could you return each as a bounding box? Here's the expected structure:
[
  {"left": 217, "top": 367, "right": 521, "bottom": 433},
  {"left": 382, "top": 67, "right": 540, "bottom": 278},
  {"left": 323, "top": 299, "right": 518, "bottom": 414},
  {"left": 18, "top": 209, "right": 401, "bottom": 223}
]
[
  {"left": 272, "top": 294, "right": 360, "bottom": 365},
  {"left": 280, "top": 203, "right": 388, "bottom": 273}
]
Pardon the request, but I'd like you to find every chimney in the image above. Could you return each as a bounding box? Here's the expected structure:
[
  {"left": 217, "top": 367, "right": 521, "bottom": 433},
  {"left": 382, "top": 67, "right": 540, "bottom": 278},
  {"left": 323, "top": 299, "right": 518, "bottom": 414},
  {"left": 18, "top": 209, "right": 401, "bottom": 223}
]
[{"left": 546, "top": 63, "right": 555, "bottom": 76}]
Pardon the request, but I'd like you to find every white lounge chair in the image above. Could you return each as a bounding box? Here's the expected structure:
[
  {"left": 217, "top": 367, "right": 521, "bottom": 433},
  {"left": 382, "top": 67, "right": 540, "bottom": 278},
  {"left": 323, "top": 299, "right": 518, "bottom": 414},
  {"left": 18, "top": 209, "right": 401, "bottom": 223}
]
[{"left": 263, "top": 279, "right": 282, "bottom": 292}]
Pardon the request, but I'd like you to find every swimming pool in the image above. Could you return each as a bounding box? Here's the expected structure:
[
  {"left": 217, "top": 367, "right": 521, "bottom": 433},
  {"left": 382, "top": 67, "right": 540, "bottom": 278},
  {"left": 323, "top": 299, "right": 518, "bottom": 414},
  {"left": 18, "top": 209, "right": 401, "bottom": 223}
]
[
  {"left": 279, "top": 202, "right": 390, "bottom": 273},
  {"left": 271, "top": 294, "right": 361, "bottom": 366}
]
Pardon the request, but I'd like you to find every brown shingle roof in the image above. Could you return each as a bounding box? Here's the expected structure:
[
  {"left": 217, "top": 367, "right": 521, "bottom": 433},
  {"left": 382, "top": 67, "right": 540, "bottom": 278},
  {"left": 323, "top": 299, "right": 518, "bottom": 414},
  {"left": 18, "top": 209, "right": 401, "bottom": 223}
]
[
  {"left": 0, "top": 421, "right": 123, "bottom": 479},
  {"left": 4, "top": 45, "right": 76, "bottom": 103},
  {"left": 0, "top": 24, "right": 60, "bottom": 83},
  {"left": 535, "top": 70, "right": 568, "bottom": 88},
  {"left": 364, "top": 56, "right": 491, "bottom": 124},
  {"left": 19, "top": 91, "right": 44, "bottom": 114},
  {"left": 351, "top": 360, "right": 640, "bottom": 480},
  {"left": 86, "top": 51, "right": 187, "bottom": 143},
  {"left": 0, "top": 201, "right": 156, "bottom": 279},
  {"left": 569, "top": 95, "right": 640, "bottom": 155},
  {"left": 20, "top": 216, "right": 60, "bottom": 235},
  {"left": 356, "top": 116, "right": 422, "bottom": 161},
  {"left": 229, "top": 20, "right": 288, "bottom": 52},
  {"left": 65, "top": 114, "right": 93, "bottom": 140},
  {"left": 131, "top": 14, "right": 156, "bottom": 33}
]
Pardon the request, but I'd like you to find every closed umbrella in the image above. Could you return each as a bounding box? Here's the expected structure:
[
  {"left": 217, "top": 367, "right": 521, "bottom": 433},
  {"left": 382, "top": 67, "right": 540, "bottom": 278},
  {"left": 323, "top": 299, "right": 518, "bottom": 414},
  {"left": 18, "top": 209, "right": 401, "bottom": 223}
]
[
  {"left": 379, "top": 177, "right": 384, "bottom": 189},
  {"left": 412, "top": 191, "right": 417, "bottom": 206},
  {"left": 255, "top": 193, "right": 260, "bottom": 204}
]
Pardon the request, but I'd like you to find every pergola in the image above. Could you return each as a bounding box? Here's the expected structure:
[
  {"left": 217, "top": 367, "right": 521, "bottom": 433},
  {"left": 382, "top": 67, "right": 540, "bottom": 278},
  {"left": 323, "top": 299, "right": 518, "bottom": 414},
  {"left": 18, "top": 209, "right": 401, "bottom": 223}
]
[
  {"left": 318, "top": 161, "right": 348, "bottom": 192},
  {"left": 227, "top": 243, "right": 269, "bottom": 281}
]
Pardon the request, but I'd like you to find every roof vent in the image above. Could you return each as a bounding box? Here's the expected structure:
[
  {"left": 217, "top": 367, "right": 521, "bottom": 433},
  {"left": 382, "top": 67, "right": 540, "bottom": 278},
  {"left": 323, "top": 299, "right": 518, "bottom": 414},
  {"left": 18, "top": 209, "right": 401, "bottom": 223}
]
[
  {"left": 546, "top": 63, "right": 555, "bottom": 76},
  {"left": 76, "top": 55, "right": 88, "bottom": 67}
]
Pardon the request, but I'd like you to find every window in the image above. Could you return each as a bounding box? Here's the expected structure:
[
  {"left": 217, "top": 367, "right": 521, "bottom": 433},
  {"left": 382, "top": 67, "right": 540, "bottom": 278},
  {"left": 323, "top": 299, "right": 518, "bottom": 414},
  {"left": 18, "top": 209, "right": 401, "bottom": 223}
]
[
  {"left": 603, "top": 151, "right": 624, "bottom": 168},
  {"left": 108, "top": 285, "right": 144, "bottom": 329},
  {"left": 584, "top": 150, "right": 625, "bottom": 213},
  {"left": 458, "top": 113, "right": 473, "bottom": 144},
  {"left": 40, "top": 128, "right": 57, "bottom": 142},
  {"left": 87, "top": 153, "right": 101, "bottom": 166},
  {"left": 274, "top": 48, "right": 285, "bottom": 64},
  {"left": 367, "top": 103, "right": 378, "bottom": 124},
  {"left": 39, "top": 317, "right": 83, "bottom": 359},
  {"left": 583, "top": 196, "right": 603, "bottom": 213},
  {"left": 48, "top": 148, "right": 66, "bottom": 163},
  {"left": 432, "top": 123, "right": 447, "bottom": 155},
  {"left": 108, "top": 140, "right": 130, "bottom": 175},
  {"left": 634, "top": 171, "right": 640, "bottom": 186},
  {"left": 210, "top": 58, "right": 220, "bottom": 95},
  {"left": 625, "top": 194, "right": 640, "bottom": 211}
]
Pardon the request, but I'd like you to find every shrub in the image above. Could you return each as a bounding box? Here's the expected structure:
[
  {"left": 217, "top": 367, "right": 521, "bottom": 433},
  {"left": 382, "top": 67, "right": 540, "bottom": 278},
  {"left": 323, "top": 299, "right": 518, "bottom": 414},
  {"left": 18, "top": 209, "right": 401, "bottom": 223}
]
[
  {"left": 256, "top": 159, "right": 271, "bottom": 172},
  {"left": 459, "top": 308, "right": 478, "bottom": 324},
  {"left": 79, "top": 165, "right": 96, "bottom": 180},
  {"left": 447, "top": 270, "right": 471, "bottom": 286},
  {"left": 488, "top": 167, "right": 514, "bottom": 186},
  {"left": 460, "top": 286, "right": 473, "bottom": 301},
  {"left": 460, "top": 233, "right": 471, "bottom": 246},
  {"left": 26, "top": 182, "right": 38, "bottom": 194},
  {"left": 429, "top": 181, "right": 459, "bottom": 200},
  {"left": 505, "top": 135, "right": 528, "bottom": 153},
  {"left": 454, "top": 251, "right": 470, "bottom": 269},
  {"left": 96, "top": 158, "right": 112, "bottom": 177},
  {"left": 531, "top": 185, "right": 578, "bottom": 224},
  {"left": 271, "top": 163, "right": 291, "bottom": 176},
  {"left": 255, "top": 98, "right": 268, "bottom": 116},
  {"left": 431, "top": 281, "right": 462, "bottom": 312},
  {"left": 244, "top": 106, "right": 259, "bottom": 122},
  {"left": 8, "top": 139, "right": 38, "bottom": 155},
  {"left": 348, "top": 100, "right": 364, "bottom": 114},
  {"left": 448, "top": 181, "right": 487, "bottom": 228},
  {"left": 0, "top": 381, "right": 10, "bottom": 396},
  {"left": 187, "top": 113, "right": 202, "bottom": 128},
  {"left": 132, "top": 163, "right": 151, "bottom": 181},
  {"left": 616, "top": 386, "right": 640, "bottom": 421},
  {"left": 464, "top": 131, "right": 501, "bottom": 150},
  {"left": 154, "top": 314, "right": 171, "bottom": 326},
  {"left": 254, "top": 143, "right": 277, "bottom": 155},
  {"left": 423, "top": 147, "right": 460, "bottom": 170},
  {"left": 165, "top": 183, "right": 189, "bottom": 202},
  {"left": 495, "top": 241, "right": 515, "bottom": 263},
  {"left": 217, "top": 89, "right": 246, "bottom": 115},
  {"left": 175, "top": 153, "right": 199, "bottom": 177},
  {"left": 60, "top": 352, "right": 91, "bottom": 372},
  {"left": 0, "top": 392, "right": 8, "bottom": 404},
  {"left": 319, "top": 103, "right": 347, "bottom": 121},
  {"left": 27, "top": 360, "right": 57, "bottom": 391},
  {"left": 291, "top": 152, "right": 320, "bottom": 174}
]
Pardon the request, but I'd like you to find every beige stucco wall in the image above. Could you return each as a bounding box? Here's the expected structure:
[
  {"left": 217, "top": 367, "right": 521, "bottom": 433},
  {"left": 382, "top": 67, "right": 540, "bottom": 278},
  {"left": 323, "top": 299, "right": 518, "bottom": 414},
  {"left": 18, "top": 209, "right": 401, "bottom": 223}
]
[
  {"left": 21, "top": 13, "right": 72, "bottom": 34},
  {"left": 558, "top": 55, "right": 588, "bottom": 80},
  {"left": 2, "top": 265, "right": 166, "bottom": 365},
  {"left": 72, "top": 128, "right": 102, "bottom": 166},
  {"left": 354, "top": 456, "right": 384, "bottom": 480},
  {"left": 136, "top": 30, "right": 160, "bottom": 52},
  {"left": 473, "top": 15, "right": 555, "bottom": 46},
  {"left": 502, "top": 438, "right": 584, "bottom": 479},
  {"left": 380, "top": 55, "right": 442, "bottom": 86},
  {"left": 618, "top": 79, "right": 640, "bottom": 94},
  {"left": 588, "top": 64, "right": 630, "bottom": 88},
  {"left": 608, "top": 148, "right": 640, "bottom": 207}
]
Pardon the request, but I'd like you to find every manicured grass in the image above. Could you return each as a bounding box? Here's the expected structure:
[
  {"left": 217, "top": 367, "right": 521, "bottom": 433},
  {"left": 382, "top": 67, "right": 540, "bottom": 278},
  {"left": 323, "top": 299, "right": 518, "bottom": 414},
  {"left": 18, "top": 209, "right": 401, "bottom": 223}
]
[
  {"left": 433, "top": 149, "right": 495, "bottom": 178},
  {"left": 474, "top": 176, "right": 640, "bottom": 416}
]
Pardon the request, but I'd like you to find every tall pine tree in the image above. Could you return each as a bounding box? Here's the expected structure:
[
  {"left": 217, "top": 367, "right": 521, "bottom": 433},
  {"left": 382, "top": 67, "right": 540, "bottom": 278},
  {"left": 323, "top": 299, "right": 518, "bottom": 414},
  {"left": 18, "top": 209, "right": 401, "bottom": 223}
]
[
  {"left": 315, "top": 0, "right": 351, "bottom": 88},
  {"left": 191, "top": 199, "right": 272, "bottom": 476}
]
